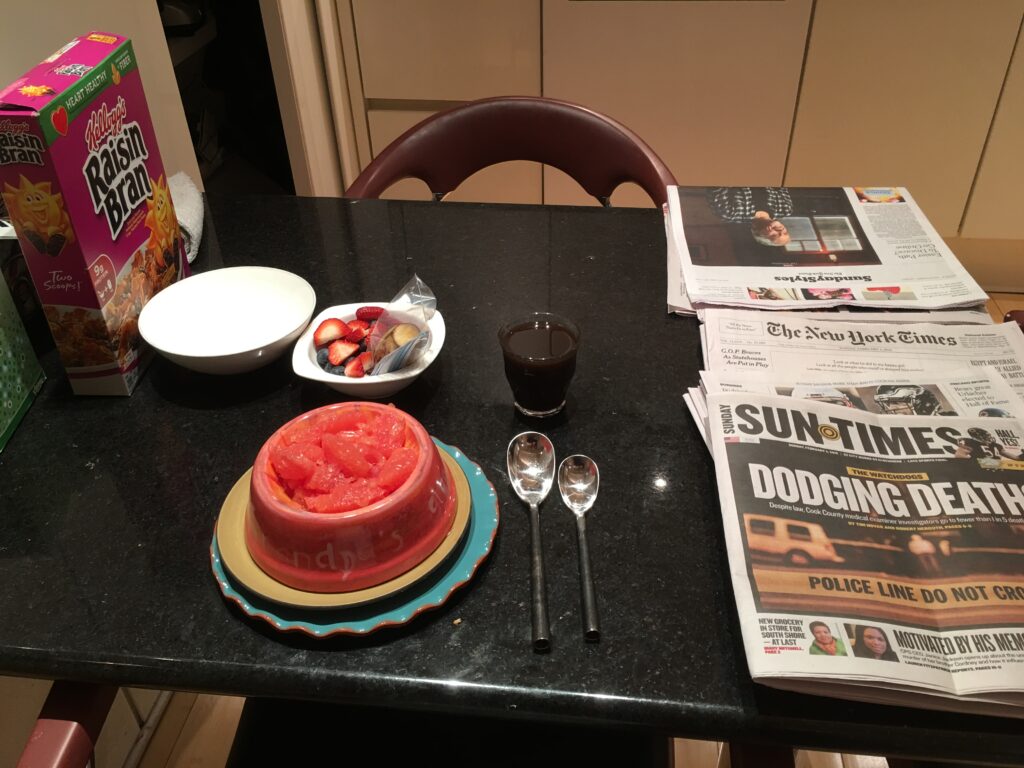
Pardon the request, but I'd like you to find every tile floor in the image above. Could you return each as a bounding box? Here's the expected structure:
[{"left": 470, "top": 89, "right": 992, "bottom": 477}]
[{"left": 2, "top": 295, "right": 1022, "bottom": 767}]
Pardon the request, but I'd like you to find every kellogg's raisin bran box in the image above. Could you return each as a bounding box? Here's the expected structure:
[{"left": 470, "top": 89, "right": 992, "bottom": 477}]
[{"left": 0, "top": 32, "right": 187, "bottom": 395}]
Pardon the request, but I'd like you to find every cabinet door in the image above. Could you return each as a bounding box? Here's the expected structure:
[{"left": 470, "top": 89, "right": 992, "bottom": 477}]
[
  {"left": 960, "top": 21, "right": 1024, "bottom": 240},
  {"left": 542, "top": 0, "right": 813, "bottom": 207},
  {"left": 350, "top": 0, "right": 542, "bottom": 201},
  {"left": 352, "top": 0, "right": 540, "bottom": 101},
  {"left": 785, "top": 0, "right": 1024, "bottom": 237}
]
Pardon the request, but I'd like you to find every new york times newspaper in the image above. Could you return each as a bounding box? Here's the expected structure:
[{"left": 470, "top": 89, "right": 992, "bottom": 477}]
[
  {"left": 708, "top": 391, "right": 1024, "bottom": 714},
  {"left": 667, "top": 186, "right": 987, "bottom": 311},
  {"left": 700, "top": 309, "right": 1024, "bottom": 400}
]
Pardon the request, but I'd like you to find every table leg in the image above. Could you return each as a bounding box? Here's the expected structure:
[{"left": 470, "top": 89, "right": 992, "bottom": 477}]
[{"left": 727, "top": 741, "right": 795, "bottom": 768}]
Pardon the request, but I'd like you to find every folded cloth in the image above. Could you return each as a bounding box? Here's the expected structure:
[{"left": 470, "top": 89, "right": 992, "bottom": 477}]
[{"left": 168, "top": 172, "right": 204, "bottom": 263}]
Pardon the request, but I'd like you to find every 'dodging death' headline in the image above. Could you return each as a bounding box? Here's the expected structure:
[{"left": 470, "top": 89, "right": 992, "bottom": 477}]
[{"left": 747, "top": 463, "right": 1024, "bottom": 519}]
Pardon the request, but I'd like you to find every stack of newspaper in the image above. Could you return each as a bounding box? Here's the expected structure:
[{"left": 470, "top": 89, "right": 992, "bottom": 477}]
[
  {"left": 666, "top": 186, "right": 989, "bottom": 315},
  {"left": 687, "top": 307, "right": 1024, "bottom": 714}
]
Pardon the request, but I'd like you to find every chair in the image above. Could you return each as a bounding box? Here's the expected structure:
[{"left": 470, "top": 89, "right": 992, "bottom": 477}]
[
  {"left": 344, "top": 96, "right": 677, "bottom": 208},
  {"left": 17, "top": 681, "right": 116, "bottom": 768},
  {"left": 1004, "top": 310, "right": 1024, "bottom": 328}
]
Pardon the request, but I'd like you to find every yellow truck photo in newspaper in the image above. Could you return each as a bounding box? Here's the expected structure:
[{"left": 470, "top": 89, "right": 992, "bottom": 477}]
[{"left": 744, "top": 513, "right": 845, "bottom": 567}]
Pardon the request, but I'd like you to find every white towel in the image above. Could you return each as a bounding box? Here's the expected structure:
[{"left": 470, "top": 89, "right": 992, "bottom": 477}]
[{"left": 168, "top": 172, "right": 204, "bottom": 263}]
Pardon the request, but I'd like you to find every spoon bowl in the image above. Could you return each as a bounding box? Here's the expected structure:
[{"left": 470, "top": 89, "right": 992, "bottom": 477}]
[
  {"left": 558, "top": 454, "right": 599, "bottom": 517},
  {"left": 507, "top": 432, "right": 556, "bottom": 506},
  {"left": 506, "top": 432, "right": 556, "bottom": 652}
]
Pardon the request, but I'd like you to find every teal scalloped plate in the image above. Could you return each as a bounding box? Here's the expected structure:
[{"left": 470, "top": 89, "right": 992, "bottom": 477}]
[{"left": 210, "top": 439, "right": 499, "bottom": 637}]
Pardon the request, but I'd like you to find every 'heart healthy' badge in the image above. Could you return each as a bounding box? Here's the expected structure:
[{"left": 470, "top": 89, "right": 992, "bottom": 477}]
[{"left": 51, "top": 106, "right": 68, "bottom": 136}]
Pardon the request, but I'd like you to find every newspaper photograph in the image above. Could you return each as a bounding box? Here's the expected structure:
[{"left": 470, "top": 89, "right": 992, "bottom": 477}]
[
  {"left": 707, "top": 391, "right": 1024, "bottom": 713},
  {"left": 700, "top": 309, "right": 1024, "bottom": 400},
  {"left": 667, "top": 186, "right": 988, "bottom": 311}
]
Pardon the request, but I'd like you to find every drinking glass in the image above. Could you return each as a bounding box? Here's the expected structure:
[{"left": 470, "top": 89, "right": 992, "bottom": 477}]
[{"left": 498, "top": 312, "right": 580, "bottom": 418}]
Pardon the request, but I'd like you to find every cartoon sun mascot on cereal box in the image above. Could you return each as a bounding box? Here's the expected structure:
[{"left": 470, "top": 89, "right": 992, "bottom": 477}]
[{"left": 2, "top": 174, "right": 77, "bottom": 257}]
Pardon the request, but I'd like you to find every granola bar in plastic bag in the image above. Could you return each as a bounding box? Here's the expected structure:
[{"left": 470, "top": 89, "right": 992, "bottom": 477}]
[{"left": 367, "top": 274, "right": 435, "bottom": 375}]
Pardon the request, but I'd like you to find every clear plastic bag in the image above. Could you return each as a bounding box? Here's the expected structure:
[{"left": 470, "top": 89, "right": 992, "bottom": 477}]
[{"left": 366, "top": 274, "right": 435, "bottom": 375}]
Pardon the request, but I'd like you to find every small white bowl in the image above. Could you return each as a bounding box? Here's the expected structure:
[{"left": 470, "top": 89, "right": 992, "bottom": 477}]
[
  {"left": 139, "top": 266, "right": 316, "bottom": 375},
  {"left": 292, "top": 302, "right": 445, "bottom": 398}
]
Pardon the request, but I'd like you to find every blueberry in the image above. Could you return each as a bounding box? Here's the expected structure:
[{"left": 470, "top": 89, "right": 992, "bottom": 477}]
[
  {"left": 328, "top": 364, "right": 347, "bottom": 376},
  {"left": 316, "top": 348, "right": 329, "bottom": 368}
]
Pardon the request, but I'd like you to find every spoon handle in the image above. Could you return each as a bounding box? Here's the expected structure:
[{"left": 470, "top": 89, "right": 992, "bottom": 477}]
[
  {"left": 576, "top": 515, "right": 600, "bottom": 642},
  {"left": 528, "top": 502, "right": 551, "bottom": 652}
]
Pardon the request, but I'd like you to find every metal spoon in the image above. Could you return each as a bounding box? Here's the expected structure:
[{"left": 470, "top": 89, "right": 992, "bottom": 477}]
[
  {"left": 507, "top": 431, "right": 556, "bottom": 652},
  {"left": 558, "top": 455, "right": 600, "bottom": 642}
]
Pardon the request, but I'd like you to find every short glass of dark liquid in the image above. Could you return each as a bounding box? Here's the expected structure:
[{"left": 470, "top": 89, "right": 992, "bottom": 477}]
[{"left": 498, "top": 312, "right": 580, "bottom": 418}]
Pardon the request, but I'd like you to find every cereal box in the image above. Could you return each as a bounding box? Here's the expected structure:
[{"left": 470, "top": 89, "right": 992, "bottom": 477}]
[{"left": 0, "top": 32, "right": 187, "bottom": 395}]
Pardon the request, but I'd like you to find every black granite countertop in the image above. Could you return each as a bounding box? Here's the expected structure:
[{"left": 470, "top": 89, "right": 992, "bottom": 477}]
[{"left": 1, "top": 196, "right": 1022, "bottom": 764}]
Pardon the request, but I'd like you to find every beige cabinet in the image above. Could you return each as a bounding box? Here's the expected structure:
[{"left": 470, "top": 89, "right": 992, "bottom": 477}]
[
  {"left": 960, "top": 20, "right": 1024, "bottom": 240},
  {"left": 347, "top": 0, "right": 541, "bottom": 203},
  {"left": 346, "top": 0, "right": 812, "bottom": 208},
  {"left": 784, "top": 0, "right": 1023, "bottom": 238},
  {"left": 288, "top": 0, "right": 1024, "bottom": 284},
  {"left": 352, "top": 0, "right": 540, "bottom": 102},
  {"left": 541, "top": 0, "right": 812, "bottom": 207}
]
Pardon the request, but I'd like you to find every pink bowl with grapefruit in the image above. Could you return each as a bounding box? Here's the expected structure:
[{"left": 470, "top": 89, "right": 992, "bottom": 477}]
[{"left": 247, "top": 402, "right": 457, "bottom": 592}]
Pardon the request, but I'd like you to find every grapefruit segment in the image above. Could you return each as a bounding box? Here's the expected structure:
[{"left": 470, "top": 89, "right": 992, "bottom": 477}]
[
  {"left": 378, "top": 446, "right": 418, "bottom": 492},
  {"left": 322, "top": 432, "right": 374, "bottom": 477},
  {"left": 270, "top": 441, "right": 323, "bottom": 481}
]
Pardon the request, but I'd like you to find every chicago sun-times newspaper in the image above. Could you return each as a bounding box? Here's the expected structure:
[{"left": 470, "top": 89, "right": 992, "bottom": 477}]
[{"left": 707, "top": 391, "right": 1024, "bottom": 715}]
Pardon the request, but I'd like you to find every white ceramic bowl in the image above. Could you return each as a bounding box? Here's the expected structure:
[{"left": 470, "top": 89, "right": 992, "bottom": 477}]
[
  {"left": 139, "top": 266, "right": 316, "bottom": 375},
  {"left": 292, "top": 302, "right": 445, "bottom": 398}
]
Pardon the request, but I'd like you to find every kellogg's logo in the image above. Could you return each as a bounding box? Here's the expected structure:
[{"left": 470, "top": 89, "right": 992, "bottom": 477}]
[
  {"left": 84, "top": 97, "right": 127, "bottom": 152},
  {"left": 0, "top": 120, "right": 45, "bottom": 167},
  {"left": 82, "top": 95, "right": 151, "bottom": 239}
]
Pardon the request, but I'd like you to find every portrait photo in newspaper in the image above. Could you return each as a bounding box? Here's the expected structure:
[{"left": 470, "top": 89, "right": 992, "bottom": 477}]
[{"left": 680, "top": 187, "right": 882, "bottom": 269}]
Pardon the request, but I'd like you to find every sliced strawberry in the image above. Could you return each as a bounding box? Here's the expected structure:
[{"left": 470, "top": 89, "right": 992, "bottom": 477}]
[
  {"left": 357, "top": 351, "right": 374, "bottom": 373},
  {"left": 355, "top": 306, "right": 385, "bottom": 321},
  {"left": 327, "top": 339, "right": 359, "bottom": 366},
  {"left": 345, "top": 318, "right": 370, "bottom": 342},
  {"left": 313, "top": 318, "right": 351, "bottom": 347},
  {"left": 344, "top": 356, "right": 366, "bottom": 378}
]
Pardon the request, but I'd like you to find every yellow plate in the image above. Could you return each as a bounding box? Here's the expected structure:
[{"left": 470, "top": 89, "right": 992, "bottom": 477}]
[{"left": 215, "top": 450, "right": 471, "bottom": 609}]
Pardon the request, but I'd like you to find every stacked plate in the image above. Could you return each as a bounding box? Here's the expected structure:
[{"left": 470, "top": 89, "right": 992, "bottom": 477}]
[{"left": 210, "top": 439, "right": 498, "bottom": 637}]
